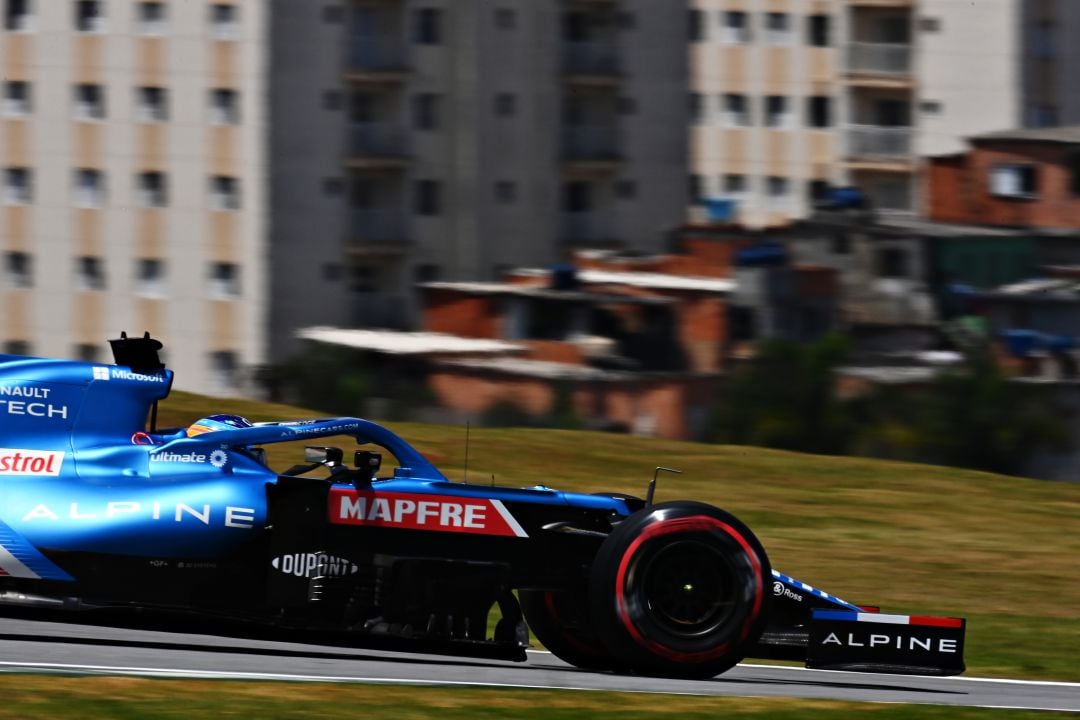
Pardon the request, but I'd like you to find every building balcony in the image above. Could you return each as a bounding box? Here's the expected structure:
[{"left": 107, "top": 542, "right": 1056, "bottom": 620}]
[
  {"left": 562, "top": 42, "right": 621, "bottom": 84},
  {"left": 845, "top": 42, "right": 912, "bottom": 84},
  {"left": 561, "top": 212, "right": 618, "bottom": 247},
  {"left": 847, "top": 0, "right": 913, "bottom": 7},
  {"left": 562, "top": 125, "right": 620, "bottom": 162},
  {"left": 845, "top": 125, "right": 912, "bottom": 163},
  {"left": 348, "top": 208, "right": 410, "bottom": 255},
  {"left": 345, "top": 40, "right": 410, "bottom": 82},
  {"left": 347, "top": 123, "right": 409, "bottom": 168}
]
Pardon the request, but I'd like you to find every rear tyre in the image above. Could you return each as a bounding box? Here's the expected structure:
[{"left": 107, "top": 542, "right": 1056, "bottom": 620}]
[
  {"left": 520, "top": 589, "right": 619, "bottom": 671},
  {"left": 588, "top": 501, "right": 770, "bottom": 679}
]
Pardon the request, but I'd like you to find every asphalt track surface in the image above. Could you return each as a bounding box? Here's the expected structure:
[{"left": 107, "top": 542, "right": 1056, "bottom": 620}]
[{"left": 0, "top": 616, "right": 1077, "bottom": 712}]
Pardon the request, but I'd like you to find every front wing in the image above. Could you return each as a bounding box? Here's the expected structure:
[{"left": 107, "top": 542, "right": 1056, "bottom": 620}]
[{"left": 755, "top": 570, "right": 966, "bottom": 676}]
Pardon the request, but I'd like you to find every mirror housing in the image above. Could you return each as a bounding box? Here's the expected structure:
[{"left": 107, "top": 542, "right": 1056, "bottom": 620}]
[
  {"left": 304, "top": 446, "right": 344, "bottom": 467},
  {"left": 354, "top": 450, "right": 382, "bottom": 481}
]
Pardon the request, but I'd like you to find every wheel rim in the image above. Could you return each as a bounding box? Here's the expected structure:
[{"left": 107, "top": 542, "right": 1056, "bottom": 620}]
[{"left": 636, "top": 539, "right": 739, "bottom": 639}]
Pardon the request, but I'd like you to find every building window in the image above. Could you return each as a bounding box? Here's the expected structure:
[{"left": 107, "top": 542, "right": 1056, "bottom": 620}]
[
  {"left": 765, "top": 95, "right": 791, "bottom": 128},
  {"left": 688, "top": 174, "right": 704, "bottom": 204},
  {"left": 721, "top": 93, "right": 750, "bottom": 127},
  {"left": 322, "top": 177, "right": 344, "bottom": 196},
  {"left": 322, "top": 90, "right": 343, "bottom": 111},
  {"left": 810, "top": 179, "right": 832, "bottom": 206},
  {"left": 415, "top": 264, "right": 440, "bottom": 283},
  {"left": 73, "top": 83, "right": 105, "bottom": 120},
  {"left": 74, "top": 343, "right": 98, "bottom": 362},
  {"left": 723, "top": 174, "right": 747, "bottom": 199},
  {"left": 3, "top": 167, "right": 31, "bottom": 205},
  {"left": 494, "top": 7, "right": 515, "bottom": 29},
  {"left": 494, "top": 92, "right": 516, "bottom": 117},
  {"left": 919, "top": 16, "right": 941, "bottom": 32},
  {"left": 764, "top": 12, "right": 791, "bottom": 44},
  {"left": 2, "top": 81, "right": 30, "bottom": 117},
  {"left": 721, "top": 11, "right": 750, "bottom": 44},
  {"left": 877, "top": 247, "right": 908, "bottom": 279},
  {"left": 208, "top": 262, "right": 240, "bottom": 298},
  {"left": 137, "top": 1, "right": 166, "bottom": 35},
  {"left": 136, "top": 86, "right": 168, "bottom": 122},
  {"left": 73, "top": 0, "right": 104, "bottom": 33},
  {"left": 350, "top": 265, "right": 375, "bottom": 293},
  {"left": 1033, "top": 21, "right": 1054, "bottom": 58},
  {"left": 414, "top": 7, "right": 441, "bottom": 44},
  {"left": 208, "top": 351, "right": 240, "bottom": 393},
  {"left": 807, "top": 96, "right": 831, "bottom": 128},
  {"left": 134, "top": 258, "right": 165, "bottom": 297},
  {"left": 3, "top": 251, "right": 31, "bottom": 289},
  {"left": 73, "top": 169, "right": 105, "bottom": 208},
  {"left": 75, "top": 256, "right": 106, "bottom": 291},
  {"left": 4, "top": 0, "right": 31, "bottom": 31},
  {"left": 209, "top": 88, "right": 240, "bottom": 125},
  {"left": 494, "top": 180, "right": 517, "bottom": 204},
  {"left": 920, "top": 100, "right": 943, "bottom": 115},
  {"left": 990, "top": 165, "right": 1038, "bottom": 199},
  {"left": 3, "top": 340, "right": 30, "bottom": 356},
  {"left": 616, "top": 179, "right": 637, "bottom": 199},
  {"left": 808, "top": 14, "right": 830, "bottom": 47},
  {"left": 689, "top": 93, "right": 706, "bottom": 125},
  {"left": 136, "top": 171, "right": 168, "bottom": 208},
  {"left": 766, "top": 176, "right": 789, "bottom": 209},
  {"left": 322, "top": 5, "right": 344, "bottom": 24},
  {"left": 209, "top": 175, "right": 241, "bottom": 210},
  {"left": 415, "top": 180, "right": 441, "bottom": 216},
  {"left": 1030, "top": 105, "right": 1058, "bottom": 128},
  {"left": 209, "top": 3, "right": 238, "bottom": 40},
  {"left": 689, "top": 9, "right": 706, "bottom": 42},
  {"left": 563, "top": 180, "right": 591, "bottom": 212},
  {"left": 412, "top": 93, "right": 440, "bottom": 131}
]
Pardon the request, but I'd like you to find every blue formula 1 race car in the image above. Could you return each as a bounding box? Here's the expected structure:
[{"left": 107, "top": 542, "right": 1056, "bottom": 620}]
[{"left": 0, "top": 334, "right": 966, "bottom": 678}]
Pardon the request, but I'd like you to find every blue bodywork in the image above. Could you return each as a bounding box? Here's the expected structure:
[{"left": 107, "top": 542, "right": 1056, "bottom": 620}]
[{"left": 0, "top": 352, "right": 629, "bottom": 576}]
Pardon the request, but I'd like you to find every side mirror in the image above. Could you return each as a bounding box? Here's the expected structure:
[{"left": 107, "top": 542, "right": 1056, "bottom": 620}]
[
  {"left": 354, "top": 450, "right": 382, "bottom": 482},
  {"left": 305, "top": 446, "right": 344, "bottom": 467}
]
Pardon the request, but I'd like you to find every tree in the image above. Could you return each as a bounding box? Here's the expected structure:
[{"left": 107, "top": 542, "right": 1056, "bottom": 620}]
[{"left": 714, "top": 334, "right": 853, "bottom": 455}]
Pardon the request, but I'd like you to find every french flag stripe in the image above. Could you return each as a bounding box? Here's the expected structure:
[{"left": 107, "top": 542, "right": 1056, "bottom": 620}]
[
  {"left": 910, "top": 615, "right": 964, "bottom": 628},
  {"left": 813, "top": 610, "right": 962, "bottom": 627},
  {"left": 860, "top": 612, "right": 910, "bottom": 624}
]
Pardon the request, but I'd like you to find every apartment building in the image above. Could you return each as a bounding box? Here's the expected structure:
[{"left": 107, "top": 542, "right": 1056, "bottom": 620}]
[
  {"left": 690, "top": 0, "right": 1080, "bottom": 227},
  {"left": 0, "top": 0, "right": 689, "bottom": 394},
  {"left": 0, "top": 0, "right": 268, "bottom": 395},
  {"left": 268, "top": 0, "right": 690, "bottom": 358}
]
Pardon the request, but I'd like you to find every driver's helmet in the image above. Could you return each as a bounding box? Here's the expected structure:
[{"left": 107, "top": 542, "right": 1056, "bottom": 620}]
[{"left": 187, "top": 414, "right": 254, "bottom": 437}]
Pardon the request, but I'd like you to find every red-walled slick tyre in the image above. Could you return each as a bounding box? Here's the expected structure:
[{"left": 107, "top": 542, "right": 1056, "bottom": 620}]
[
  {"left": 588, "top": 501, "right": 770, "bottom": 679},
  {"left": 520, "top": 589, "right": 620, "bottom": 671}
]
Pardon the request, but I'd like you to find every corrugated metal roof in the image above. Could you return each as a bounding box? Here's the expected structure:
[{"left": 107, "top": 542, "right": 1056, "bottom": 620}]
[
  {"left": 970, "top": 125, "right": 1080, "bottom": 145},
  {"left": 438, "top": 357, "right": 634, "bottom": 381},
  {"left": 417, "top": 281, "right": 674, "bottom": 305},
  {"left": 296, "top": 327, "right": 524, "bottom": 355},
  {"left": 512, "top": 268, "right": 736, "bottom": 293}
]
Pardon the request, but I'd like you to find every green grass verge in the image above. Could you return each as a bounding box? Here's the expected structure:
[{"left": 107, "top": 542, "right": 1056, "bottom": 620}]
[
  {"left": 158, "top": 392, "right": 1080, "bottom": 682},
  {"left": 0, "top": 678, "right": 1063, "bottom": 719}
]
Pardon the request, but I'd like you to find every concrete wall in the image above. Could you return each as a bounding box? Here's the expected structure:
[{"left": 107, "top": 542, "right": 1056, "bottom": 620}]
[{"left": 916, "top": 0, "right": 1021, "bottom": 156}]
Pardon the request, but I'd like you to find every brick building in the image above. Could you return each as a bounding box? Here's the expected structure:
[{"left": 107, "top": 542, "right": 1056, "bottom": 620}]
[
  {"left": 927, "top": 126, "right": 1080, "bottom": 229},
  {"left": 297, "top": 233, "right": 838, "bottom": 440}
]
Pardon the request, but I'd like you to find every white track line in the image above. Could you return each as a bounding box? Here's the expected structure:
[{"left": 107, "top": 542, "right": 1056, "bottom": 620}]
[
  {"left": 529, "top": 652, "right": 1080, "bottom": 689},
  {"left": 0, "top": 660, "right": 1076, "bottom": 713}
]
